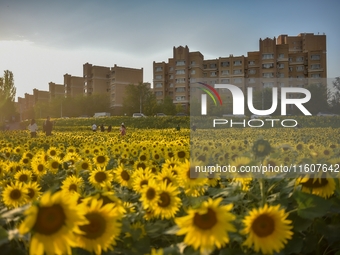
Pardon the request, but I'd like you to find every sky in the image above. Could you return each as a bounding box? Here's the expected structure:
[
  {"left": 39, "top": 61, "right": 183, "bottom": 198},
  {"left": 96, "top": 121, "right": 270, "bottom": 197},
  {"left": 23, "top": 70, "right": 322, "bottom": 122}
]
[{"left": 0, "top": 0, "right": 340, "bottom": 101}]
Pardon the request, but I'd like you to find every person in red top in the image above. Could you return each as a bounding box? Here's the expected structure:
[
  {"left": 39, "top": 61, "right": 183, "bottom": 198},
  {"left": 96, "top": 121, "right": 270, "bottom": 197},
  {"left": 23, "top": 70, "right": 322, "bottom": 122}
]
[{"left": 120, "top": 123, "right": 126, "bottom": 136}]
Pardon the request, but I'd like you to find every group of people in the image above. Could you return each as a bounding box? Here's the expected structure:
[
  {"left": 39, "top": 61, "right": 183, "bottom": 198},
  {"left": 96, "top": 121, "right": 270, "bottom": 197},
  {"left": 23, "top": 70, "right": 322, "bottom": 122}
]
[
  {"left": 27, "top": 116, "right": 53, "bottom": 138},
  {"left": 92, "top": 123, "right": 126, "bottom": 136}
]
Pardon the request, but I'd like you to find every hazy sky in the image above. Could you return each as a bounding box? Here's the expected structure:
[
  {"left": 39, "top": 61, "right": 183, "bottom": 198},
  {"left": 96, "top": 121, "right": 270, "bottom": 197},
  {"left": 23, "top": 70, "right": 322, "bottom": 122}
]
[{"left": 1, "top": 0, "right": 339, "bottom": 100}]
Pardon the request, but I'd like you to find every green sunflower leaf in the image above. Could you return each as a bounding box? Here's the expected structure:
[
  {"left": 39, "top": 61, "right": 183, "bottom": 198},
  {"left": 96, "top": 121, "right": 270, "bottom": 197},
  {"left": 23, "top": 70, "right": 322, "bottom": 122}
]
[{"left": 293, "top": 191, "right": 332, "bottom": 219}]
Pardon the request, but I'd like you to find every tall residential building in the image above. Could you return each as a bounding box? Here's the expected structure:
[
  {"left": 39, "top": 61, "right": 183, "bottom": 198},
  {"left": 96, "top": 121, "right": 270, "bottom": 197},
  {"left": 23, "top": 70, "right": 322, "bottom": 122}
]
[
  {"left": 83, "top": 62, "right": 143, "bottom": 109},
  {"left": 153, "top": 33, "right": 327, "bottom": 110},
  {"left": 64, "top": 74, "right": 84, "bottom": 98},
  {"left": 49, "top": 82, "right": 65, "bottom": 100},
  {"left": 110, "top": 64, "right": 143, "bottom": 108}
]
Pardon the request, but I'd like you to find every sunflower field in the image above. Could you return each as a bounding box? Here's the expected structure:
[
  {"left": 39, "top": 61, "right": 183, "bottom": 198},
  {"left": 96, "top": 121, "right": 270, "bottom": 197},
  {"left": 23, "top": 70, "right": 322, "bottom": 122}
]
[{"left": 0, "top": 123, "right": 340, "bottom": 255}]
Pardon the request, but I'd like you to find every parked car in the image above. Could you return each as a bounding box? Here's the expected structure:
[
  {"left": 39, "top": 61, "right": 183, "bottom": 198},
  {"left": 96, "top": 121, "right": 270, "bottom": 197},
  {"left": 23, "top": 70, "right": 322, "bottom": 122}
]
[
  {"left": 250, "top": 114, "right": 272, "bottom": 119},
  {"left": 222, "top": 114, "right": 247, "bottom": 118},
  {"left": 175, "top": 112, "right": 188, "bottom": 116},
  {"left": 155, "top": 113, "right": 167, "bottom": 117},
  {"left": 132, "top": 113, "right": 147, "bottom": 118},
  {"left": 316, "top": 112, "right": 338, "bottom": 116}
]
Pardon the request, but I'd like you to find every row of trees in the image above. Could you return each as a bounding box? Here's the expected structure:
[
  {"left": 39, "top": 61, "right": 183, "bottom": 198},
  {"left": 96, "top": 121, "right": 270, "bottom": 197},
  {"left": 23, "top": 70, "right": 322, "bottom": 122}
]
[{"left": 0, "top": 70, "right": 17, "bottom": 123}]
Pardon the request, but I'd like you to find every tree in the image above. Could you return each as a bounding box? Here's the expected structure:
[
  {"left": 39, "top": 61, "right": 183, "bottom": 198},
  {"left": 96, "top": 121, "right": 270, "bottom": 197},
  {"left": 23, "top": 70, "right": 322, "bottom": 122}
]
[
  {"left": 122, "top": 83, "right": 155, "bottom": 116},
  {"left": 0, "top": 70, "right": 17, "bottom": 122},
  {"left": 161, "top": 96, "right": 176, "bottom": 115},
  {"left": 330, "top": 77, "right": 340, "bottom": 114},
  {"left": 303, "top": 83, "right": 330, "bottom": 115}
]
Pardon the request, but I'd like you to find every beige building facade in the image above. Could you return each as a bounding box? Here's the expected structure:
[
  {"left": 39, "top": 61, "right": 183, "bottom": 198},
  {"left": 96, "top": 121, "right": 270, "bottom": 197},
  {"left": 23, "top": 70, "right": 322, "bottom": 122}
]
[{"left": 64, "top": 74, "right": 84, "bottom": 98}]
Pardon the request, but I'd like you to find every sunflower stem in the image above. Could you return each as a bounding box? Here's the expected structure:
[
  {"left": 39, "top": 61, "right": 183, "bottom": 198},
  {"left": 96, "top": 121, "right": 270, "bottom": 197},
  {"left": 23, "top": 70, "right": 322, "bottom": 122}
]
[{"left": 259, "top": 178, "right": 266, "bottom": 207}]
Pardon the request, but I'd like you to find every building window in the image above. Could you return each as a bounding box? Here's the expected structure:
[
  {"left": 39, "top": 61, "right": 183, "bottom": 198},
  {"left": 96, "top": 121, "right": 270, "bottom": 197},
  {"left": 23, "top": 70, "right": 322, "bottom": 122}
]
[
  {"left": 176, "top": 96, "right": 186, "bottom": 101},
  {"left": 169, "top": 67, "right": 173, "bottom": 72},
  {"left": 176, "top": 69, "right": 185, "bottom": 75},
  {"left": 175, "top": 78, "right": 185, "bottom": 83},
  {"left": 155, "top": 91, "right": 163, "bottom": 96},
  {"left": 191, "top": 69, "right": 196, "bottom": 75},
  {"left": 211, "top": 71, "right": 217, "bottom": 77},
  {"left": 221, "top": 61, "right": 230, "bottom": 67},
  {"left": 233, "top": 69, "right": 242, "bottom": 75},
  {"left": 278, "top": 73, "right": 285, "bottom": 78},
  {"left": 311, "top": 54, "right": 320, "bottom": 60},
  {"left": 169, "top": 92, "right": 173, "bottom": 96},
  {"left": 296, "top": 56, "right": 304, "bottom": 62},
  {"left": 262, "top": 63, "right": 274, "bottom": 69},
  {"left": 278, "top": 63, "right": 284, "bottom": 69},
  {"left": 248, "top": 60, "right": 255, "bottom": 65},
  {"left": 248, "top": 69, "right": 256, "bottom": 75},
  {"left": 169, "top": 83, "right": 174, "bottom": 88},
  {"left": 263, "top": 82, "right": 274, "bottom": 88},
  {"left": 278, "top": 53, "right": 284, "bottom": 59},
  {"left": 248, "top": 78, "right": 255, "bottom": 83},
  {"left": 155, "top": 75, "right": 162, "bottom": 79},
  {"left": 209, "top": 63, "right": 217, "bottom": 68},
  {"left": 221, "top": 79, "right": 230, "bottom": 83},
  {"left": 289, "top": 57, "right": 293, "bottom": 62},
  {"left": 311, "top": 73, "right": 321, "bottom": 78},
  {"left": 191, "top": 61, "right": 196, "bottom": 65},
  {"left": 176, "top": 60, "right": 185, "bottom": 66},
  {"left": 233, "top": 60, "right": 242, "bottom": 66},
  {"left": 155, "top": 83, "right": 163, "bottom": 88},
  {"left": 155, "top": 66, "right": 163, "bottom": 72},
  {"left": 289, "top": 67, "right": 293, "bottom": 72},
  {"left": 221, "top": 70, "right": 229, "bottom": 76},
  {"left": 190, "top": 78, "right": 196, "bottom": 83},
  {"left": 296, "top": 66, "right": 304, "bottom": 71},
  {"left": 262, "top": 73, "right": 274, "bottom": 78},
  {"left": 169, "top": 74, "right": 173, "bottom": 79},
  {"left": 233, "top": 78, "right": 242, "bottom": 83},
  {"left": 311, "top": 64, "right": 321, "bottom": 70},
  {"left": 203, "top": 64, "right": 207, "bottom": 69},
  {"left": 175, "top": 87, "right": 185, "bottom": 92},
  {"left": 262, "top": 54, "right": 274, "bottom": 59}
]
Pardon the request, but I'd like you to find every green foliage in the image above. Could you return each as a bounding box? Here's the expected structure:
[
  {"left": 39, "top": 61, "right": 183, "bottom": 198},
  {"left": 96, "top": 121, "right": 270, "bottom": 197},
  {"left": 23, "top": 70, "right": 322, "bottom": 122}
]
[
  {"left": 0, "top": 70, "right": 17, "bottom": 122},
  {"left": 122, "top": 83, "right": 157, "bottom": 116}
]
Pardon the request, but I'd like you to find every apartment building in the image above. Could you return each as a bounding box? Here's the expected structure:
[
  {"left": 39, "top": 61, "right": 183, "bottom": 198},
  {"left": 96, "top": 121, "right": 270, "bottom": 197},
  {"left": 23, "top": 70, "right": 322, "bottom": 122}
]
[
  {"left": 49, "top": 82, "right": 65, "bottom": 100},
  {"left": 153, "top": 33, "right": 327, "bottom": 110},
  {"left": 83, "top": 62, "right": 143, "bottom": 109},
  {"left": 64, "top": 74, "right": 84, "bottom": 98}
]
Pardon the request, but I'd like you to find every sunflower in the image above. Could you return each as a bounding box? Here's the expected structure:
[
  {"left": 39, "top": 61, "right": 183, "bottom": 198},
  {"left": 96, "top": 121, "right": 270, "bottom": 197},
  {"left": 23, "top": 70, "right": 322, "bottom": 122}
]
[
  {"left": 132, "top": 168, "right": 155, "bottom": 193},
  {"left": 296, "top": 173, "right": 336, "bottom": 198},
  {"left": 2, "top": 181, "right": 28, "bottom": 208},
  {"left": 47, "top": 156, "right": 63, "bottom": 174},
  {"left": 114, "top": 165, "right": 132, "bottom": 188},
  {"left": 19, "top": 191, "right": 88, "bottom": 255},
  {"left": 75, "top": 198, "right": 122, "bottom": 255},
  {"left": 91, "top": 191, "right": 126, "bottom": 217},
  {"left": 152, "top": 182, "right": 181, "bottom": 220},
  {"left": 175, "top": 197, "right": 236, "bottom": 254},
  {"left": 31, "top": 159, "right": 48, "bottom": 177},
  {"left": 89, "top": 168, "right": 113, "bottom": 189},
  {"left": 177, "top": 159, "right": 208, "bottom": 188},
  {"left": 156, "top": 168, "right": 179, "bottom": 187},
  {"left": 241, "top": 204, "right": 293, "bottom": 255},
  {"left": 46, "top": 146, "right": 60, "bottom": 158},
  {"left": 140, "top": 179, "right": 160, "bottom": 210},
  {"left": 24, "top": 182, "right": 42, "bottom": 202},
  {"left": 14, "top": 169, "right": 32, "bottom": 183},
  {"left": 61, "top": 175, "right": 84, "bottom": 195},
  {"left": 230, "top": 156, "right": 253, "bottom": 178},
  {"left": 93, "top": 154, "right": 110, "bottom": 168}
]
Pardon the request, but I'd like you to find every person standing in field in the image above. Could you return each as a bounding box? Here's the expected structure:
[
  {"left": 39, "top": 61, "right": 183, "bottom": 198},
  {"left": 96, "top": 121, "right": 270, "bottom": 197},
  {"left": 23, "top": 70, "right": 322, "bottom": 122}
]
[
  {"left": 120, "top": 123, "right": 126, "bottom": 136},
  {"left": 92, "top": 124, "right": 97, "bottom": 132},
  {"left": 43, "top": 116, "right": 53, "bottom": 136},
  {"left": 28, "top": 119, "right": 38, "bottom": 138}
]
